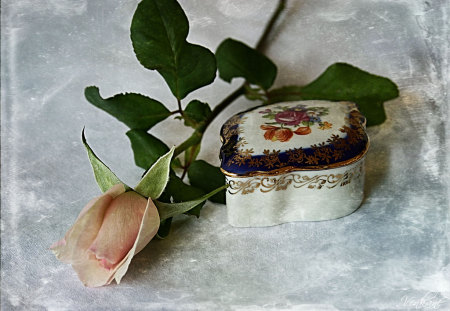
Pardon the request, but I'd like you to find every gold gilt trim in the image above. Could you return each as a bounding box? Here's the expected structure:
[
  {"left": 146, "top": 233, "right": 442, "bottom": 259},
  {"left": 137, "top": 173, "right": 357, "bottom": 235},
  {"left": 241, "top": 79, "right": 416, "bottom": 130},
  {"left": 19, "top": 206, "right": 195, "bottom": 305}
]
[
  {"left": 227, "top": 162, "right": 363, "bottom": 195},
  {"left": 220, "top": 108, "right": 369, "bottom": 177},
  {"left": 221, "top": 141, "right": 369, "bottom": 177}
]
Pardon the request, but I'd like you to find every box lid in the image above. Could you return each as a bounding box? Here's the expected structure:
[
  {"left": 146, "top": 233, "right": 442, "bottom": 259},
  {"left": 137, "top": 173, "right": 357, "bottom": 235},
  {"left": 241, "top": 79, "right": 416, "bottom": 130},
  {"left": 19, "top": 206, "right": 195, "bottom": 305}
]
[{"left": 220, "top": 100, "right": 369, "bottom": 177}]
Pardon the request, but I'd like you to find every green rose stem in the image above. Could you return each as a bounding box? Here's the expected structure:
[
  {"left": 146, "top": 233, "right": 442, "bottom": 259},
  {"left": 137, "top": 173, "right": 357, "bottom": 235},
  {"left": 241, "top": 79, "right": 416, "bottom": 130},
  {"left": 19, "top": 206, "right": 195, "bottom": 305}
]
[
  {"left": 173, "top": 0, "right": 286, "bottom": 158},
  {"left": 176, "top": 98, "right": 184, "bottom": 117},
  {"left": 255, "top": 0, "right": 286, "bottom": 52}
]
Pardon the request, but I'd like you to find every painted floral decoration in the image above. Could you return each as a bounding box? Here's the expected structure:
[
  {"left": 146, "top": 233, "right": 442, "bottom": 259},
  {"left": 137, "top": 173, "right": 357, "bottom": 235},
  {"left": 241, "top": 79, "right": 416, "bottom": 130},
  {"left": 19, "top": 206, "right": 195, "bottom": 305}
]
[{"left": 259, "top": 105, "right": 331, "bottom": 142}]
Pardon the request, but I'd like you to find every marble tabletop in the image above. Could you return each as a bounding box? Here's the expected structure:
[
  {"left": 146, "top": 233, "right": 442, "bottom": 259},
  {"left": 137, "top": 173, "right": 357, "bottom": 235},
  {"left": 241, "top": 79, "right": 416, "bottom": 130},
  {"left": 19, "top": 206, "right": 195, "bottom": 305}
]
[{"left": 1, "top": 0, "right": 449, "bottom": 310}]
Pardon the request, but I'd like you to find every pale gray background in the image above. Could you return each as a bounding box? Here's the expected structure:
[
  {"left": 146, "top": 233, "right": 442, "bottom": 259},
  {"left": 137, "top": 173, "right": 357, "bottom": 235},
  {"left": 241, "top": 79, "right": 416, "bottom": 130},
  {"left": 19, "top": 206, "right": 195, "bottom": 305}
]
[{"left": 1, "top": 0, "right": 449, "bottom": 310}]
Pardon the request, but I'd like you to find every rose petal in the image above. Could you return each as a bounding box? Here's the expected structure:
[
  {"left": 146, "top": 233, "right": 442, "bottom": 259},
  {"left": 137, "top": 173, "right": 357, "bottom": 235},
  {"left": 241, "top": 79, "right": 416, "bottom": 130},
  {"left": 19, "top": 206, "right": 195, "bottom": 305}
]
[
  {"left": 113, "top": 198, "right": 160, "bottom": 284},
  {"left": 88, "top": 191, "right": 148, "bottom": 268},
  {"left": 71, "top": 253, "right": 117, "bottom": 287},
  {"left": 51, "top": 185, "right": 159, "bottom": 287},
  {"left": 104, "top": 183, "right": 127, "bottom": 198},
  {"left": 77, "top": 184, "right": 126, "bottom": 222},
  {"left": 50, "top": 184, "right": 126, "bottom": 261},
  {"left": 50, "top": 195, "right": 113, "bottom": 264}
]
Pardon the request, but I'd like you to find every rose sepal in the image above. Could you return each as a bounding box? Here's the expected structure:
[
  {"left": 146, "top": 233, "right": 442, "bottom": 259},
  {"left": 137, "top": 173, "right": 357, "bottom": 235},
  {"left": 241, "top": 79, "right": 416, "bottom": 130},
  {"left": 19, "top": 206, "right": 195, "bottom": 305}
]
[
  {"left": 155, "top": 184, "right": 228, "bottom": 221},
  {"left": 82, "top": 129, "right": 130, "bottom": 192},
  {"left": 134, "top": 146, "right": 175, "bottom": 199}
]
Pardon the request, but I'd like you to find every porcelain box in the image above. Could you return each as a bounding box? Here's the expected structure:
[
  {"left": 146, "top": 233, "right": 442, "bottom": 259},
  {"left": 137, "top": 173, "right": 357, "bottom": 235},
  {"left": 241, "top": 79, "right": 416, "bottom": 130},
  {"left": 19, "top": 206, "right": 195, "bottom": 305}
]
[{"left": 219, "top": 100, "right": 369, "bottom": 227}]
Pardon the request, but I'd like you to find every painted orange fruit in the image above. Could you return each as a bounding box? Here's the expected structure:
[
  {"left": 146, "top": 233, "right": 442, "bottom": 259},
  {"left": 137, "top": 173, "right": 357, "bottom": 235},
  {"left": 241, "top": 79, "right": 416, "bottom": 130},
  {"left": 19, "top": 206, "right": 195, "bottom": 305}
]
[{"left": 294, "top": 127, "right": 312, "bottom": 135}]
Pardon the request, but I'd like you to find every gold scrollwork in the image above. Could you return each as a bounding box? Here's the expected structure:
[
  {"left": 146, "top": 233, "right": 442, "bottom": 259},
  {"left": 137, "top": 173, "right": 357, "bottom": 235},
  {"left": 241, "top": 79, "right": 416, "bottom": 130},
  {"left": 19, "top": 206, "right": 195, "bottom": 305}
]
[
  {"left": 221, "top": 105, "right": 368, "bottom": 177},
  {"left": 227, "top": 162, "right": 363, "bottom": 195}
]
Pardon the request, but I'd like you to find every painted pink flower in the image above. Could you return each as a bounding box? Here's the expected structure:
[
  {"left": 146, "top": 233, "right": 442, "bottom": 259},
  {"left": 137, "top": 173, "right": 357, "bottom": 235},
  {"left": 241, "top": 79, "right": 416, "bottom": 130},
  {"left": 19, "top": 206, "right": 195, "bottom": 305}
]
[
  {"left": 275, "top": 110, "right": 309, "bottom": 126},
  {"left": 50, "top": 184, "right": 160, "bottom": 287}
]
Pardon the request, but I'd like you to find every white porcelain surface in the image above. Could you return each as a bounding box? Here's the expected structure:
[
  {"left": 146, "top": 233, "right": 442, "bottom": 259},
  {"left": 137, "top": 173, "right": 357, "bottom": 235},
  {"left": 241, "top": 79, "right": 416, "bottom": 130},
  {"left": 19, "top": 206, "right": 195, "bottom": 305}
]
[
  {"left": 239, "top": 101, "right": 357, "bottom": 153},
  {"left": 2, "top": 0, "right": 448, "bottom": 310},
  {"left": 226, "top": 159, "right": 365, "bottom": 227},
  {"left": 221, "top": 100, "right": 368, "bottom": 226}
]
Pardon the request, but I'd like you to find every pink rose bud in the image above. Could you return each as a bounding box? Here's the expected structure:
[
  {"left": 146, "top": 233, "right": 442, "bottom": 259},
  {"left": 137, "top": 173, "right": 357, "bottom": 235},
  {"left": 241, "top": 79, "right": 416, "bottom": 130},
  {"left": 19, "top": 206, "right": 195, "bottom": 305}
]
[{"left": 50, "top": 184, "right": 160, "bottom": 287}]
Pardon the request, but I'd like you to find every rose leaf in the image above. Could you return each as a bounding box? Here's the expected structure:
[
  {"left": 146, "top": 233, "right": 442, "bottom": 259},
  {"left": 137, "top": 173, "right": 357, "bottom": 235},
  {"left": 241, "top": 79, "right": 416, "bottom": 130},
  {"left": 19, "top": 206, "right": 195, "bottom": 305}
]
[
  {"left": 126, "top": 129, "right": 170, "bottom": 170},
  {"left": 183, "top": 100, "right": 212, "bottom": 128},
  {"left": 158, "top": 173, "right": 206, "bottom": 218},
  {"left": 216, "top": 38, "right": 277, "bottom": 90},
  {"left": 267, "top": 63, "right": 399, "bottom": 126},
  {"left": 187, "top": 160, "right": 226, "bottom": 204},
  {"left": 130, "top": 0, "right": 216, "bottom": 99},
  {"left": 85, "top": 86, "right": 171, "bottom": 130}
]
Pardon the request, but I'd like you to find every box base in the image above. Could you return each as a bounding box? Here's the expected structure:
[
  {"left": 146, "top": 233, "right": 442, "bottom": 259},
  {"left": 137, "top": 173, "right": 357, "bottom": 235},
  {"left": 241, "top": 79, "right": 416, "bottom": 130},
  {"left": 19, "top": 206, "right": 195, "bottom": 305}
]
[{"left": 225, "top": 160, "right": 365, "bottom": 227}]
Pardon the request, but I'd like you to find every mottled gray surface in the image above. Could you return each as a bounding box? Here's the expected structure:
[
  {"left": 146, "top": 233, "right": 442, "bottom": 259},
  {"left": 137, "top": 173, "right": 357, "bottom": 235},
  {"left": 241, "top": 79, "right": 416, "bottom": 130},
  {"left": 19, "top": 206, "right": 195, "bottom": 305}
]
[{"left": 1, "top": 0, "right": 449, "bottom": 310}]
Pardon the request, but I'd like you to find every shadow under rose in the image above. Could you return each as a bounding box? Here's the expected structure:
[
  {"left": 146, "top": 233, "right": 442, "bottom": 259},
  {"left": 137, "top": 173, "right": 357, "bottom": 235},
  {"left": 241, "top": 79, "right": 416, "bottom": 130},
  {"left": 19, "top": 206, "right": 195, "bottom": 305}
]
[{"left": 118, "top": 215, "right": 194, "bottom": 285}]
